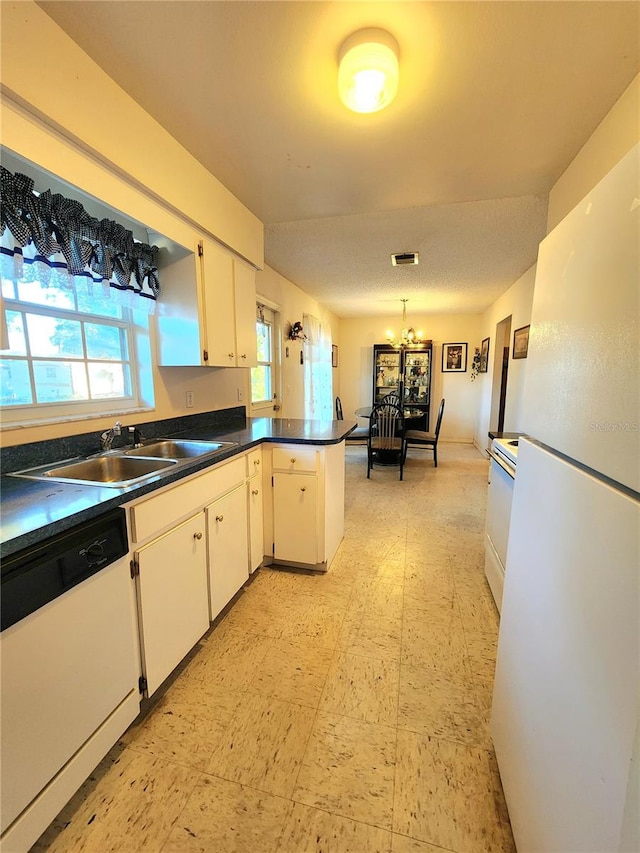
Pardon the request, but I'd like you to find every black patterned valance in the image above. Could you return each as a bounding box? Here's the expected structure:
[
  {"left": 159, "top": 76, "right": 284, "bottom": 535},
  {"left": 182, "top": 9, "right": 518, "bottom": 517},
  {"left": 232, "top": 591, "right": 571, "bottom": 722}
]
[{"left": 0, "top": 166, "right": 160, "bottom": 308}]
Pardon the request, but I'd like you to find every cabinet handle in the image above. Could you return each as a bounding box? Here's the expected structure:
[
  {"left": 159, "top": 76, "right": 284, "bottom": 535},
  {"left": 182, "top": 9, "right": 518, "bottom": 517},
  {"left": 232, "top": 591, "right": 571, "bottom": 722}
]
[
  {"left": 215, "top": 515, "right": 224, "bottom": 522},
  {"left": 241, "top": 353, "right": 247, "bottom": 359},
  {"left": 252, "top": 489, "right": 259, "bottom": 495},
  {"left": 254, "top": 459, "right": 260, "bottom": 466},
  {"left": 228, "top": 353, "right": 234, "bottom": 359},
  {"left": 300, "top": 487, "right": 306, "bottom": 492},
  {"left": 290, "top": 458, "right": 296, "bottom": 463},
  {"left": 193, "top": 531, "right": 203, "bottom": 540}
]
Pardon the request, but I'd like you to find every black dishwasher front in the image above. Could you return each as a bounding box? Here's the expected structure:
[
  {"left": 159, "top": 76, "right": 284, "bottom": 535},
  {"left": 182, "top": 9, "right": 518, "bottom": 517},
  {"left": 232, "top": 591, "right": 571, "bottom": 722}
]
[{"left": 1, "top": 508, "right": 128, "bottom": 631}]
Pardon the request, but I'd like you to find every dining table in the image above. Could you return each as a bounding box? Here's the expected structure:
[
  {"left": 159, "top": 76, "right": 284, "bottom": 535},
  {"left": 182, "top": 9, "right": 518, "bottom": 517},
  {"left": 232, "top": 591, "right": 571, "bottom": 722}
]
[{"left": 355, "top": 405, "right": 425, "bottom": 422}]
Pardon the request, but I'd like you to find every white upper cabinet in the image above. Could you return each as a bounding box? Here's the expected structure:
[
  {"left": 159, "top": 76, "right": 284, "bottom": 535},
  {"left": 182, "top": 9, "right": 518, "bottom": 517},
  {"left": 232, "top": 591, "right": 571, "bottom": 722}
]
[
  {"left": 200, "top": 238, "right": 236, "bottom": 366},
  {"left": 156, "top": 235, "right": 257, "bottom": 368},
  {"left": 234, "top": 259, "right": 258, "bottom": 367}
]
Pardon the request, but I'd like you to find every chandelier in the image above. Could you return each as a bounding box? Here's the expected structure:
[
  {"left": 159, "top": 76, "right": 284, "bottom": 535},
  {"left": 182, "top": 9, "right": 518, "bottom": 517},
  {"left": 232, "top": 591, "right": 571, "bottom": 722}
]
[{"left": 386, "top": 299, "right": 423, "bottom": 348}]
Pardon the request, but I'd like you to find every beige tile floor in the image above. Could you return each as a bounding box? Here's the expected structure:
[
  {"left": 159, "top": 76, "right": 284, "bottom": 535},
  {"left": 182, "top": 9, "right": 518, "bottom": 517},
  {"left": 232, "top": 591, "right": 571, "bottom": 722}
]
[{"left": 33, "top": 443, "right": 515, "bottom": 853}]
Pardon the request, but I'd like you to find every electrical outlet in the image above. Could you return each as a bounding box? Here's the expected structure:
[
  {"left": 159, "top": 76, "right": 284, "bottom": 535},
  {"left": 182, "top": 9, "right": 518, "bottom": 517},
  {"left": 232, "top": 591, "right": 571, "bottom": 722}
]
[
  {"left": 237, "top": 387, "right": 244, "bottom": 402},
  {"left": 186, "top": 390, "right": 194, "bottom": 408}
]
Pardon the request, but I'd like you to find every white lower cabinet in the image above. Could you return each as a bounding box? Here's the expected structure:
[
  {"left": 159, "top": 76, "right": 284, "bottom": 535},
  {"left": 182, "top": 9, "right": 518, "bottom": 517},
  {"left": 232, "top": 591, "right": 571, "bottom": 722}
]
[
  {"left": 266, "top": 441, "right": 345, "bottom": 572},
  {"left": 134, "top": 512, "right": 209, "bottom": 696},
  {"left": 206, "top": 483, "right": 249, "bottom": 620},
  {"left": 273, "top": 472, "right": 319, "bottom": 565},
  {"left": 248, "top": 477, "right": 264, "bottom": 573},
  {"left": 247, "top": 448, "right": 264, "bottom": 573}
]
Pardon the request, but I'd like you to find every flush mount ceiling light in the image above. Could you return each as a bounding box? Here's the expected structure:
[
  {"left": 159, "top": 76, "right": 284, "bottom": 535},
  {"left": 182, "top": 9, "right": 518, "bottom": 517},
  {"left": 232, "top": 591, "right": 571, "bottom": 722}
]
[{"left": 338, "top": 28, "right": 399, "bottom": 114}]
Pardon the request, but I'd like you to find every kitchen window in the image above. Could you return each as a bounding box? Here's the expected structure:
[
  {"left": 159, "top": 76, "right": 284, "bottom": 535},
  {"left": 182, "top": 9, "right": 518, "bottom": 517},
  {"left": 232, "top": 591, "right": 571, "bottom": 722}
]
[
  {"left": 251, "top": 303, "right": 279, "bottom": 415},
  {"left": 0, "top": 280, "right": 152, "bottom": 424},
  {"left": 251, "top": 306, "right": 273, "bottom": 404}
]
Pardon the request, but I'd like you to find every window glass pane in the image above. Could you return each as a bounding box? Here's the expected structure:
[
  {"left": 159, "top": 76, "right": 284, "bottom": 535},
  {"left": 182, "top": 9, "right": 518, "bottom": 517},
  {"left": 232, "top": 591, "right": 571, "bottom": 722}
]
[
  {"left": 251, "top": 365, "right": 271, "bottom": 403},
  {"left": 88, "top": 362, "right": 130, "bottom": 398},
  {"left": 33, "top": 361, "right": 88, "bottom": 402},
  {"left": 5, "top": 311, "right": 27, "bottom": 356},
  {"left": 0, "top": 359, "right": 33, "bottom": 405},
  {"left": 256, "top": 321, "right": 271, "bottom": 362},
  {"left": 1, "top": 281, "right": 17, "bottom": 299},
  {"left": 85, "top": 323, "right": 128, "bottom": 360},
  {"left": 76, "top": 285, "right": 123, "bottom": 319},
  {"left": 17, "top": 281, "right": 75, "bottom": 310},
  {"left": 26, "top": 314, "right": 84, "bottom": 358}
]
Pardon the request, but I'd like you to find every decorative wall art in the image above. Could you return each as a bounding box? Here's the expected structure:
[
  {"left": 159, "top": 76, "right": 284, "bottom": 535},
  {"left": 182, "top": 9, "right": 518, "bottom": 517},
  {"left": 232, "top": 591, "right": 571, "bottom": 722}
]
[
  {"left": 480, "top": 337, "right": 490, "bottom": 372},
  {"left": 287, "top": 321, "right": 306, "bottom": 341},
  {"left": 442, "top": 343, "right": 468, "bottom": 372},
  {"left": 332, "top": 345, "right": 338, "bottom": 368},
  {"left": 513, "top": 325, "right": 530, "bottom": 359}
]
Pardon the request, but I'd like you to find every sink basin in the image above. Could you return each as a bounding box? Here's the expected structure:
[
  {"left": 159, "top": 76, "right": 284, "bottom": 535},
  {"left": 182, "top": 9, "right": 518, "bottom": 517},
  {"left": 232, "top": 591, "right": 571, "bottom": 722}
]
[
  {"left": 123, "top": 439, "right": 235, "bottom": 459},
  {"left": 14, "top": 455, "right": 176, "bottom": 487}
]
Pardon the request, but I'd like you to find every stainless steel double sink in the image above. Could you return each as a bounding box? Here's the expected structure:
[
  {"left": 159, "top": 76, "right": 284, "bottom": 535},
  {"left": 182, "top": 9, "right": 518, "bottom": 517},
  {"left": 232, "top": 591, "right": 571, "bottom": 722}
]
[{"left": 12, "top": 439, "right": 237, "bottom": 488}]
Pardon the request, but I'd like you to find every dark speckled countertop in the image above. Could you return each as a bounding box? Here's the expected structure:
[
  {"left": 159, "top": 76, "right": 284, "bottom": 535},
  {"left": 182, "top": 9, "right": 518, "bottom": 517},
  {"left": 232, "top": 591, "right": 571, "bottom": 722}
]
[{"left": 1, "top": 413, "right": 356, "bottom": 560}]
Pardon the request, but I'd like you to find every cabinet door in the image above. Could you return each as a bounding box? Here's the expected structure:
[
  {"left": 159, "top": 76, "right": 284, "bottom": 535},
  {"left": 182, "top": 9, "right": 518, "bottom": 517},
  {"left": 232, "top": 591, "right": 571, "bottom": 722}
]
[
  {"left": 207, "top": 484, "right": 249, "bottom": 619},
  {"left": 200, "top": 238, "right": 236, "bottom": 367},
  {"left": 248, "top": 475, "right": 264, "bottom": 573},
  {"left": 156, "top": 243, "right": 206, "bottom": 366},
  {"left": 234, "top": 260, "right": 257, "bottom": 367},
  {"left": 135, "top": 513, "right": 209, "bottom": 696},
  {"left": 373, "top": 346, "right": 401, "bottom": 404},
  {"left": 273, "top": 473, "right": 319, "bottom": 565}
]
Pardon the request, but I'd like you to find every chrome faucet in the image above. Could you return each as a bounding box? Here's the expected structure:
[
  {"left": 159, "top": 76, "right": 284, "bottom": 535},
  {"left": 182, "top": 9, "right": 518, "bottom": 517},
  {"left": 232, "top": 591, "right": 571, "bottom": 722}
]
[{"left": 100, "top": 421, "right": 122, "bottom": 451}]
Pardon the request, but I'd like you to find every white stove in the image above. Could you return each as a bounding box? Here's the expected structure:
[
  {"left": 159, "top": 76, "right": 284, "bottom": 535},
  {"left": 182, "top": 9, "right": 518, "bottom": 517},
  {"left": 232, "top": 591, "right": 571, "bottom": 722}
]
[
  {"left": 485, "top": 436, "right": 523, "bottom": 613},
  {"left": 492, "top": 437, "right": 520, "bottom": 469}
]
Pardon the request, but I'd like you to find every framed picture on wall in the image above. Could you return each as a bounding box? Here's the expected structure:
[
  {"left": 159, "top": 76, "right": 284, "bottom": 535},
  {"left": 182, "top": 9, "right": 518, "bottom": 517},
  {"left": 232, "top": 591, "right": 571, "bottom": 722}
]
[
  {"left": 513, "top": 325, "right": 530, "bottom": 359},
  {"left": 442, "top": 342, "right": 468, "bottom": 372},
  {"left": 479, "top": 337, "right": 490, "bottom": 372},
  {"left": 332, "top": 345, "right": 338, "bottom": 368}
]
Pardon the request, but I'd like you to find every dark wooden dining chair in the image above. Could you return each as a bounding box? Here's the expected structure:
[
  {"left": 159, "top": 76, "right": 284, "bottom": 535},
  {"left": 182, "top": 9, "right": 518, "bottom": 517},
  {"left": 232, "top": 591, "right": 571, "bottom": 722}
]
[
  {"left": 404, "top": 398, "right": 445, "bottom": 467},
  {"left": 335, "top": 396, "right": 369, "bottom": 442},
  {"left": 367, "top": 400, "right": 406, "bottom": 480},
  {"left": 380, "top": 391, "right": 401, "bottom": 407}
]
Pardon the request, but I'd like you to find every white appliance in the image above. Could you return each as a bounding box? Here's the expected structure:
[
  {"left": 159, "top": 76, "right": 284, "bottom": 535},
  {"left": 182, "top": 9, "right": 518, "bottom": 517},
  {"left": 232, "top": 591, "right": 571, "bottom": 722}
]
[
  {"left": 1, "top": 511, "right": 140, "bottom": 853},
  {"left": 491, "top": 143, "right": 640, "bottom": 853},
  {"left": 485, "top": 437, "right": 519, "bottom": 612}
]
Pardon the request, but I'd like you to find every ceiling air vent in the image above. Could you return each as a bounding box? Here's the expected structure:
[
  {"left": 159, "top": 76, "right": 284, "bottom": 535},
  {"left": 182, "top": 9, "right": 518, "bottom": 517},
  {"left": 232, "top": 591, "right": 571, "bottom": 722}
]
[{"left": 391, "top": 252, "right": 419, "bottom": 266}]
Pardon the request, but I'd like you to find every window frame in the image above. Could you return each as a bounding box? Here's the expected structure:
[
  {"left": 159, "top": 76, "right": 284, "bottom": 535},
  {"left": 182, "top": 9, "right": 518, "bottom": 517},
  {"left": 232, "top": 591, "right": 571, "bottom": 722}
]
[
  {"left": 250, "top": 302, "right": 280, "bottom": 416},
  {"left": 0, "top": 284, "right": 148, "bottom": 425},
  {"left": 251, "top": 311, "right": 273, "bottom": 405}
]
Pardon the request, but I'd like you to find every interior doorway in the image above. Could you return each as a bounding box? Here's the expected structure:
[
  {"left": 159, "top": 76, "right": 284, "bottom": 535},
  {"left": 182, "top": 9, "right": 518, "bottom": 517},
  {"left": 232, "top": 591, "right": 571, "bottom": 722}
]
[
  {"left": 489, "top": 316, "right": 512, "bottom": 438},
  {"left": 497, "top": 346, "right": 510, "bottom": 432}
]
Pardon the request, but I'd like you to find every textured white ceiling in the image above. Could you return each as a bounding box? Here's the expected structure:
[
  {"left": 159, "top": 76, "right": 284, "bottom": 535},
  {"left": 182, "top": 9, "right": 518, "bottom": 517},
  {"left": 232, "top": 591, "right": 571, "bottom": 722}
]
[{"left": 37, "top": 1, "right": 640, "bottom": 318}]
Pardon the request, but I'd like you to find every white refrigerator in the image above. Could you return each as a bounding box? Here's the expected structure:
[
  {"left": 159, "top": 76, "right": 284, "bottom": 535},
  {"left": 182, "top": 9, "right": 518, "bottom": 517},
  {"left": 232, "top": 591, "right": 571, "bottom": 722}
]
[{"left": 491, "top": 142, "right": 640, "bottom": 852}]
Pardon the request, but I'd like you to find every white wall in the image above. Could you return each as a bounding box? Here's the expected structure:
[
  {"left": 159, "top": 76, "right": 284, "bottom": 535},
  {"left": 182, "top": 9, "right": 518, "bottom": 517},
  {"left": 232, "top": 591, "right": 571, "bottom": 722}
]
[
  {"left": 256, "top": 266, "right": 340, "bottom": 420},
  {"left": 474, "top": 72, "right": 640, "bottom": 453},
  {"left": 547, "top": 74, "right": 640, "bottom": 232},
  {"left": 473, "top": 266, "right": 536, "bottom": 451},
  {"left": 338, "top": 314, "right": 483, "bottom": 441}
]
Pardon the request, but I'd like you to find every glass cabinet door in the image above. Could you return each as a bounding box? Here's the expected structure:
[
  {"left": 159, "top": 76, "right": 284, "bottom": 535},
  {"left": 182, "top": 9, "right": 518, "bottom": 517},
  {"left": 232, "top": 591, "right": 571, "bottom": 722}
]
[
  {"left": 403, "top": 351, "right": 430, "bottom": 406},
  {"left": 374, "top": 349, "right": 400, "bottom": 404}
]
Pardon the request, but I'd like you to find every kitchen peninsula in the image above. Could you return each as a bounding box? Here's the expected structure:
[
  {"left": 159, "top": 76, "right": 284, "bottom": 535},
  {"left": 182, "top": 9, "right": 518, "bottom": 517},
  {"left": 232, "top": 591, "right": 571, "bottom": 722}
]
[{"left": 0, "top": 408, "right": 355, "bottom": 558}]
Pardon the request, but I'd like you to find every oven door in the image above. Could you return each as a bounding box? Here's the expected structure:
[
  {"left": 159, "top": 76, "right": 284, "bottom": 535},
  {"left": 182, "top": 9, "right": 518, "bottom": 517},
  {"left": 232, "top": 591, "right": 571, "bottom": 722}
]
[{"left": 485, "top": 453, "right": 515, "bottom": 612}]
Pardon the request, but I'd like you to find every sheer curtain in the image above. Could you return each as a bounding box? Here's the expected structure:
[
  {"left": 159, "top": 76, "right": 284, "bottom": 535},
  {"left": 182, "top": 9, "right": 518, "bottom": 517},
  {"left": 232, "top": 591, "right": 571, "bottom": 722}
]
[{"left": 303, "top": 313, "right": 333, "bottom": 420}]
